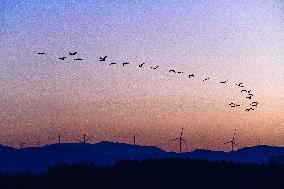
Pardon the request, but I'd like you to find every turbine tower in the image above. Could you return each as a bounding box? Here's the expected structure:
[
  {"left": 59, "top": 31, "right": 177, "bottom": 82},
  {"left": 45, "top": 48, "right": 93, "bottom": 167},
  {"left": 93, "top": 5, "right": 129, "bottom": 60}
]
[
  {"left": 73, "top": 134, "right": 92, "bottom": 144},
  {"left": 58, "top": 134, "right": 61, "bottom": 144},
  {"left": 224, "top": 129, "right": 238, "bottom": 151},
  {"left": 133, "top": 135, "right": 136, "bottom": 145},
  {"left": 171, "top": 128, "right": 186, "bottom": 153}
]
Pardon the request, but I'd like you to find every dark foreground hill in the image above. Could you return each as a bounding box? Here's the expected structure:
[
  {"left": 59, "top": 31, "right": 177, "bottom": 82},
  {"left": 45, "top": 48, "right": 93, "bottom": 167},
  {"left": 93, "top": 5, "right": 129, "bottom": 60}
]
[
  {"left": 1, "top": 159, "right": 284, "bottom": 189},
  {"left": 1, "top": 141, "right": 284, "bottom": 173}
]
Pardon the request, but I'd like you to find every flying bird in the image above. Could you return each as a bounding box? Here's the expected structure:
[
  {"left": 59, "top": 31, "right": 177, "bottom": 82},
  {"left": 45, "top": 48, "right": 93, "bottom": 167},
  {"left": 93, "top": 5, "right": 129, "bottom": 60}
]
[
  {"left": 109, "top": 62, "right": 116, "bottom": 65},
  {"left": 138, "top": 63, "right": 145, "bottom": 67},
  {"left": 229, "top": 103, "right": 240, "bottom": 107},
  {"left": 151, "top": 66, "right": 159, "bottom": 69},
  {"left": 123, "top": 62, "right": 129, "bottom": 66},
  {"left": 241, "top": 89, "right": 247, "bottom": 93},
  {"left": 99, "top": 56, "right": 107, "bottom": 61},
  {"left": 220, "top": 80, "right": 227, "bottom": 84},
  {"left": 177, "top": 71, "right": 183, "bottom": 74},
  {"left": 250, "top": 102, "right": 258, "bottom": 107},
  {"left": 236, "top": 83, "right": 244, "bottom": 87},
  {"left": 203, "top": 78, "right": 210, "bottom": 81},
  {"left": 169, "top": 70, "right": 176, "bottom": 73},
  {"left": 246, "top": 94, "right": 253, "bottom": 99},
  {"left": 74, "top": 58, "right": 82, "bottom": 61},
  {"left": 37, "top": 52, "right": 46, "bottom": 55},
  {"left": 59, "top": 57, "right": 67, "bottom": 60},
  {"left": 188, "top": 74, "right": 194, "bottom": 78},
  {"left": 69, "top": 52, "right": 77, "bottom": 55},
  {"left": 245, "top": 108, "right": 254, "bottom": 112}
]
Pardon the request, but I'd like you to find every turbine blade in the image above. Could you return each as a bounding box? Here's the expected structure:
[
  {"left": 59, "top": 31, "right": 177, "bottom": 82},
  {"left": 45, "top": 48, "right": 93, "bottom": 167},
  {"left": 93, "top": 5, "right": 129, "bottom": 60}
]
[
  {"left": 224, "top": 141, "right": 230, "bottom": 144},
  {"left": 73, "top": 138, "right": 82, "bottom": 143},
  {"left": 85, "top": 136, "right": 92, "bottom": 142},
  {"left": 171, "top": 138, "right": 179, "bottom": 141}
]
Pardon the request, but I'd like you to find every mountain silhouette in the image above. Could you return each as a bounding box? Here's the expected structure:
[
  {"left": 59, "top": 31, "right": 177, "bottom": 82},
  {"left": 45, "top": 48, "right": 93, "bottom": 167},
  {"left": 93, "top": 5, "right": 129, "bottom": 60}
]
[{"left": 0, "top": 142, "right": 284, "bottom": 174}]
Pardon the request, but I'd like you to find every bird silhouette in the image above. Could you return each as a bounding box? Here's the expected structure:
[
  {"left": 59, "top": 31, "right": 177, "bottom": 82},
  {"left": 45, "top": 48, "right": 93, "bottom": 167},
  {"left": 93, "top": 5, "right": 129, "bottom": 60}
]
[
  {"left": 169, "top": 70, "right": 176, "bottom": 73},
  {"left": 59, "top": 57, "right": 67, "bottom": 60},
  {"left": 236, "top": 83, "right": 244, "bottom": 87},
  {"left": 123, "top": 62, "right": 129, "bottom": 66},
  {"left": 99, "top": 56, "right": 107, "bottom": 61},
  {"left": 245, "top": 108, "right": 254, "bottom": 112},
  {"left": 203, "top": 78, "right": 210, "bottom": 81},
  {"left": 250, "top": 102, "right": 258, "bottom": 107},
  {"left": 229, "top": 103, "right": 240, "bottom": 107},
  {"left": 74, "top": 58, "right": 82, "bottom": 61},
  {"left": 138, "top": 63, "right": 145, "bottom": 67},
  {"left": 177, "top": 71, "right": 183, "bottom": 74},
  {"left": 188, "top": 74, "right": 194, "bottom": 78},
  {"left": 246, "top": 94, "right": 253, "bottom": 99},
  {"left": 37, "top": 52, "right": 46, "bottom": 55},
  {"left": 109, "top": 62, "right": 116, "bottom": 65},
  {"left": 69, "top": 52, "right": 77, "bottom": 55},
  {"left": 220, "top": 80, "right": 227, "bottom": 84},
  {"left": 151, "top": 66, "right": 159, "bottom": 69},
  {"left": 241, "top": 89, "right": 247, "bottom": 93}
]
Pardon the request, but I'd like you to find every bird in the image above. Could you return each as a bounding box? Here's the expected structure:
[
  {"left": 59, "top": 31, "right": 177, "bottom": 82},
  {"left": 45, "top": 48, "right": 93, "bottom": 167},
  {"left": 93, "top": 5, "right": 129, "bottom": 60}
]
[
  {"left": 177, "top": 71, "right": 183, "bottom": 74},
  {"left": 109, "top": 62, "right": 116, "bottom": 65},
  {"left": 246, "top": 94, "right": 253, "bottom": 99},
  {"left": 220, "top": 80, "right": 227, "bottom": 84},
  {"left": 37, "top": 52, "right": 46, "bottom": 55},
  {"left": 245, "top": 108, "right": 254, "bottom": 112},
  {"left": 169, "top": 70, "right": 176, "bottom": 73},
  {"left": 250, "top": 102, "right": 258, "bottom": 107},
  {"left": 69, "top": 52, "right": 77, "bottom": 55},
  {"left": 59, "top": 57, "right": 67, "bottom": 60},
  {"left": 151, "top": 66, "right": 159, "bottom": 69},
  {"left": 74, "top": 58, "right": 82, "bottom": 61},
  {"left": 236, "top": 83, "right": 244, "bottom": 87},
  {"left": 123, "top": 62, "right": 129, "bottom": 66},
  {"left": 229, "top": 103, "right": 240, "bottom": 107},
  {"left": 203, "top": 78, "right": 210, "bottom": 81},
  {"left": 241, "top": 89, "right": 247, "bottom": 93},
  {"left": 138, "top": 63, "right": 145, "bottom": 67},
  {"left": 188, "top": 74, "right": 194, "bottom": 78},
  {"left": 99, "top": 56, "right": 107, "bottom": 61}
]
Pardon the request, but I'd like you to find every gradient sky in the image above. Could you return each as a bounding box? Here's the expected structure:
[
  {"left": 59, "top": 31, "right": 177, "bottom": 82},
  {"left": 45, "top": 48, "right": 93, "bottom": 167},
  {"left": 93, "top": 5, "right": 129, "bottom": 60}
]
[{"left": 0, "top": 0, "right": 283, "bottom": 151}]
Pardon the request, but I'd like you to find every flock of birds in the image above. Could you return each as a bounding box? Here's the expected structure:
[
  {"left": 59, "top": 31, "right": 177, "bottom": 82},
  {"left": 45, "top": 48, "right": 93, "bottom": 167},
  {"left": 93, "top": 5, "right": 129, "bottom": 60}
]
[{"left": 37, "top": 51, "right": 259, "bottom": 112}]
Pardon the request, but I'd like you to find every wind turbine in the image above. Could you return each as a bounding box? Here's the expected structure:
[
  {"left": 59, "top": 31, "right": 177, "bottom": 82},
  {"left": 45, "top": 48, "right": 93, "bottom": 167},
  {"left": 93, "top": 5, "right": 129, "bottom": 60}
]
[
  {"left": 224, "top": 129, "right": 238, "bottom": 151},
  {"left": 171, "top": 128, "right": 186, "bottom": 153},
  {"left": 73, "top": 134, "right": 92, "bottom": 144}
]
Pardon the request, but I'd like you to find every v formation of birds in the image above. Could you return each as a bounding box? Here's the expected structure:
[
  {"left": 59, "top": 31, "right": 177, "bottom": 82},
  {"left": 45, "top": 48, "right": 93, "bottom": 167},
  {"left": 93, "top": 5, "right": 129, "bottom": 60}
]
[{"left": 37, "top": 51, "right": 259, "bottom": 112}]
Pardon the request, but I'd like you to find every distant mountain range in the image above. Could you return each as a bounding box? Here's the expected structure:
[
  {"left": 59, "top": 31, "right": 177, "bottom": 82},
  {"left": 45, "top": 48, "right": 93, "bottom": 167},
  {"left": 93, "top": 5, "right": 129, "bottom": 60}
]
[{"left": 1, "top": 141, "right": 284, "bottom": 174}]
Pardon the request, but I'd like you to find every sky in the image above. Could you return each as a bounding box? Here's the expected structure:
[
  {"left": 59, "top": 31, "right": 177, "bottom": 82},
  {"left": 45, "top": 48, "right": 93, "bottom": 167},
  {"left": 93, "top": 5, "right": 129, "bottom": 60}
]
[{"left": 0, "top": 0, "right": 283, "bottom": 151}]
